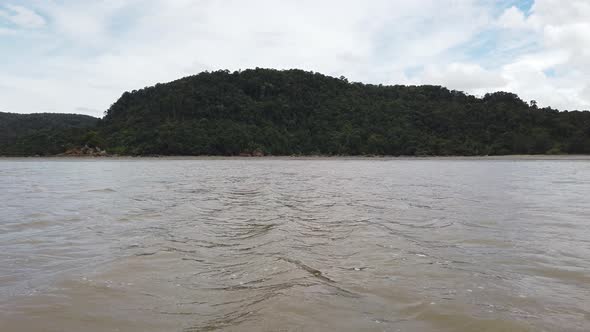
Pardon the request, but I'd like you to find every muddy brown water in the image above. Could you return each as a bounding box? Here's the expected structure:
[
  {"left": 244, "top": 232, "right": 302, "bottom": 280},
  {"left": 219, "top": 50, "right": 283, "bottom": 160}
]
[{"left": 0, "top": 157, "right": 589, "bottom": 331}]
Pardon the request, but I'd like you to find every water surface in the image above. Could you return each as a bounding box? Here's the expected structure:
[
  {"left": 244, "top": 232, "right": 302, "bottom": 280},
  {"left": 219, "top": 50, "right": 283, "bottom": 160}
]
[{"left": 0, "top": 158, "right": 589, "bottom": 331}]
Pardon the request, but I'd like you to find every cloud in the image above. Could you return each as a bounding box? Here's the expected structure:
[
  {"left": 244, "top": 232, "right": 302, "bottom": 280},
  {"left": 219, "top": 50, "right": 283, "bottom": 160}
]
[
  {"left": 0, "top": 27, "right": 17, "bottom": 35},
  {"left": 417, "top": 63, "right": 507, "bottom": 92},
  {"left": 497, "top": 6, "right": 529, "bottom": 30},
  {"left": 530, "top": 0, "right": 590, "bottom": 25},
  {"left": 1, "top": 0, "right": 496, "bottom": 116},
  {"left": 581, "top": 85, "right": 590, "bottom": 104},
  {"left": 492, "top": 0, "right": 590, "bottom": 110},
  {"left": 75, "top": 106, "right": 100, "bottom": 114},
  {"left": 0, "top": 0, "right": 589, "bottom": 116},
  {"left": 0, "top": 4, "right": 45, "bottom": 29}
]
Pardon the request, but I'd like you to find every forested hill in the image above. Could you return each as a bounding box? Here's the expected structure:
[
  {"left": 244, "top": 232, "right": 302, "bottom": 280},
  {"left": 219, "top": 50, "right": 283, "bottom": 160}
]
[
  {"left": 0, "top": 112, "right": 98, "bottom": 156},
  {"left": 2, "top": 68, "right": 590, "bottom": 156},
  {"left": 99, "top": 68, "right": 590, "bottom": 156}
]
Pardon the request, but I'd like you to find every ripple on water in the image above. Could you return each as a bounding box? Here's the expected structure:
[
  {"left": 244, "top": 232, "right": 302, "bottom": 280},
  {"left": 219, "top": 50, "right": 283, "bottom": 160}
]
[{"left": 1, "top": 158, "right": 590, "bottom": 331}]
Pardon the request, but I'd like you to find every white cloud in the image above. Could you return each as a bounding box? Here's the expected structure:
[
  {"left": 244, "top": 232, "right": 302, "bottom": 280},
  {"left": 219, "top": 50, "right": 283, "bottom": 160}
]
[
  {"left": 530, "top": 0, "right": 590, "bottom": 25},
  {"left": 497, "top": 6, "right": 529, "bottom": 30},
  {"left": 0, "top": 0, "right": 589, "bottom": 116},
  {"left": 491, "top": 0, "right": 590, "bottom": 110},
  {"left": 581, "top": 85, "right": 590, "bottom": 104},
  {"left": 0, "top": 27, "right": 17, "bottom": 35},
  {"left": 0, "top": 4, "right": 45, "bottom": 29},
  {"left": 418, "top": 63, "right": 507, "bottom": 92},
  {"left": 1, "top": 0, "right": 496, "bottom": 116}
]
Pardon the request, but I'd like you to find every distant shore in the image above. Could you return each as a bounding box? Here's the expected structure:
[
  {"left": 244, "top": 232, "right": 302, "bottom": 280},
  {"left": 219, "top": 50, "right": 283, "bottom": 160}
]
[{"left": 2, "top": 155, "right": 590, "bottom": 161}]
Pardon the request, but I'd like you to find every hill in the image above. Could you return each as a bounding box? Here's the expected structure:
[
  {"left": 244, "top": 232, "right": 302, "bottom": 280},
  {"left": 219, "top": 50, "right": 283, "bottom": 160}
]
[
  {"left": 97, "top": 68, "right": 590, "bottom": 156},
  {"left": 0, "top": 112, "right": 98, "bottom": 156}
]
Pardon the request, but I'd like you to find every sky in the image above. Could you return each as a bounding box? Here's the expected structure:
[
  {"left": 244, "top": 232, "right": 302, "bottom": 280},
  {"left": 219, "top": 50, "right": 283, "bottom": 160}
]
[{"left": 1, "top": 0, "right": 589, "bottom": 117}]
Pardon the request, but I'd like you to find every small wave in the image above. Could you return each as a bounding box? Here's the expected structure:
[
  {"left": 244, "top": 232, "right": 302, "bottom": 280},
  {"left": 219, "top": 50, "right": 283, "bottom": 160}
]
[{"left": 86, "top": 188, "right": 117, "bottom": 193}]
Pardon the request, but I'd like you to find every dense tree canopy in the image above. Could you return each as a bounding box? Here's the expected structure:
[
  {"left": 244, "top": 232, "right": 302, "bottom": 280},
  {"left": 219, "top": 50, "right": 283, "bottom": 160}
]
[
  {"left": 0, "top": 112, "right": 97, "bottom": 156},
  {"left": 98, "top": 68, "right": 590, "bottom": 156},
  {"left": 2, "top": 68, "right": 590, "bottom": 156}
]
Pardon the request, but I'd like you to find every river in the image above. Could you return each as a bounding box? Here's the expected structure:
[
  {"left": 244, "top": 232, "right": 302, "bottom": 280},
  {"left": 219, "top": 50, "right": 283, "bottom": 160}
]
[{"left": 0, "top": 157, "right": 589, "bottom": 331}]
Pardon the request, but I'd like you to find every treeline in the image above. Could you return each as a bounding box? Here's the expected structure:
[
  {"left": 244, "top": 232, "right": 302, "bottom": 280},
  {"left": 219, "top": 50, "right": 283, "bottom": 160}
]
[
  {"left": 98, "top": 68, "right": 590, "bottom": 156},
  {"left": 2, "top": 68, "right": 590, "bottom": 156},
  {"left": 0, "top": 112, "right": 98, "bottom": 156}
]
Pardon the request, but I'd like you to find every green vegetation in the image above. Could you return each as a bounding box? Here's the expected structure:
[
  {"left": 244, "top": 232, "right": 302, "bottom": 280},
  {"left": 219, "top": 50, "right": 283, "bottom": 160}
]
[
  {"left": 2, "top": 68, "right": 590, "bottom": 156},
  {"left": 0, "top": 112, "right": 98, "bottom": 156}
]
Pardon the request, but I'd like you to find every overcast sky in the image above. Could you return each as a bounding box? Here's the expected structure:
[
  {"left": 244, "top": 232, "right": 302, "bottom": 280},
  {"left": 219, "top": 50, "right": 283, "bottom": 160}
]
[{"left": 1, "top": 0, "right": 589, "bottom": 117}]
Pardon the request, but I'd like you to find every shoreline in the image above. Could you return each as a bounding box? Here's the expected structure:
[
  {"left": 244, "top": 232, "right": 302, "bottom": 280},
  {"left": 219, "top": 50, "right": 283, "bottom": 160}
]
[{"left": 1, "top": 155, "right": 590, "bottom": 161}]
